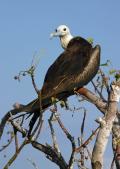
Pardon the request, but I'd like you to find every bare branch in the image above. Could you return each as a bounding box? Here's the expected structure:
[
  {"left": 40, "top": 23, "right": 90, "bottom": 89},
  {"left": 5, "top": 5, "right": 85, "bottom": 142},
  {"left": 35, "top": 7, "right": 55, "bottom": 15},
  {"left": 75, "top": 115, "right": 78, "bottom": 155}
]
[
  {"left": 75, "top": 127, "right": 99, "bottom": 153},
  {"left": 86, "top": 146, "right": 92, "bottom": 160},
  {"left": 0, "top": 131, "right": 14, "bottom": 152},
  {"left": 32, "top": 141, "right": 68, "bottom": 169},
  {"left": 99, "top": 68, "right": 110, "bottom": 94},
  {"left": 31, "top": 73, "right": 39, "bottom": 95},
  {"left": 0, "top": 87, "right": 107, "bottom": 140},
  {"left": 50, "top": 108, "right": 76, "bottom": 169},
  {"left": 112, "top": 113, "right": 120, "bottom": 169},
  {"left": 48, "top": 112, "right": 60, "bottom": 153},
  {"left": 27, "top": 158, "right": 40, "bottom": 169},
  {"left": 91, "top": 81, "right": 120, "bottom": 169},
  {"left": 75, "top": 87, "right": 107, "bottom": 114},
  {"left": 91, "top": 80, "right": 106, "bottom": 101},
  {"left": 3, "top": 139, "right": 30, "bottom": 169},
  {"left": 80, "top": 109, "right": 87, "bottom": 167},
  {"left": 9, "top": 119, "right": 27, "bottom": 137}
]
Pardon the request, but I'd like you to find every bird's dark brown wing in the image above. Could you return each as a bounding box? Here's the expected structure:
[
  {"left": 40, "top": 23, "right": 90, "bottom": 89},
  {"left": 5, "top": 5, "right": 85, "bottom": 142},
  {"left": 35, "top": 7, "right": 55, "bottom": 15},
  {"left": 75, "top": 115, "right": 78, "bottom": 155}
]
[
  {"left": 41, "top": 37, "right": 100, "bottom": 99},
  {"left": 28, "top": 37, "right": 100, "bottom": 137}
]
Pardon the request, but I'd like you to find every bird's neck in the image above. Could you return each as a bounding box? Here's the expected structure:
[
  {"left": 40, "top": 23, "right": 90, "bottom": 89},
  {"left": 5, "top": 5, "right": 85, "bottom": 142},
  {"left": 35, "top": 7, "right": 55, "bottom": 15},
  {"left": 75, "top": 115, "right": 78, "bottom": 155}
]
[{"left": 60, "top": 34, "right": 73, "bottom": 49}]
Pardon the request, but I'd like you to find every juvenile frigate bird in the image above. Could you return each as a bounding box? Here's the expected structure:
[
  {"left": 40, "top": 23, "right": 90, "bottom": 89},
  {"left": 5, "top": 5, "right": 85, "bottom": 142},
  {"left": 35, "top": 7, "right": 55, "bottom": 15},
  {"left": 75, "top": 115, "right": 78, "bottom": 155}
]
[
  {"left": 0, "top": 25, "right": 100, "bottom": 138},
  {"left": 41, "top": 25, "right": 100, "bottom": 99},
  {"left": 27, "top": 25, "right": 100, "bottom": 136}
]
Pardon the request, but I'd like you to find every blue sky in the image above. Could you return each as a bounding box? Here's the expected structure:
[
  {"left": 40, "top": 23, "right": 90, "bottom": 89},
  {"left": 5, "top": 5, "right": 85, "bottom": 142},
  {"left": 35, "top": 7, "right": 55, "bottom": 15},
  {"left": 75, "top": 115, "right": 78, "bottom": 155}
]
[{"left": 0, "top": 0, "right": 120, "bottom": 169}]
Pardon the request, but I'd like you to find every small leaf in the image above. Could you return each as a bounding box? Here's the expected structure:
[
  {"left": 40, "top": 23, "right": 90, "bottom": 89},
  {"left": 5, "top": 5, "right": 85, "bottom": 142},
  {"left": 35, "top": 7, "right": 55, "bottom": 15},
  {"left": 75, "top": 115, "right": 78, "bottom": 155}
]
[
  {"left": 100, "top": 60, "right": 111, "bottom": 67},
  {"left": 87, "top": 37, "right": 94, "bottom": 44},
  {"left": 51, "top": 97, "right": 58, "bottom": 103},
  {"left": 100, "top": 62, "right": 109, "bottom": 66},
  {"left": 60, "top": 100, "right": 66, "bottom": 108},
  {"left": 109, "top": 69, "right": 116, "bottom": 75},
  {"left": 115, "top": 73, "right": 120, "bottom": 81}
]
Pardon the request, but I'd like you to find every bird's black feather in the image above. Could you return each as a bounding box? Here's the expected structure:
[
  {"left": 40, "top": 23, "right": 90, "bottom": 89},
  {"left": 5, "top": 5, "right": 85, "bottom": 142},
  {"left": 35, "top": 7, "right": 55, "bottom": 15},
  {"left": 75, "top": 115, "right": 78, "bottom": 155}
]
[
  {"left": 28, "top": 36, "right": 100, "bottom": 136},
  {"left": 41, "top": 37, "right": 99, "bottom": 99}
]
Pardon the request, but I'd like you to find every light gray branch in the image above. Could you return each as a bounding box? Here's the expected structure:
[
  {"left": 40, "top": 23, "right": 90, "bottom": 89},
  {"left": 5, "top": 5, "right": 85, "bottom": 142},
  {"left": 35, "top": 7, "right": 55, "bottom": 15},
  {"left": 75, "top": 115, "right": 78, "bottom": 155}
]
[
  {"left": 112, "top": 114, "right": 120, "bottom": 169},
  {"left": 91, "top": 82, "right": 120, "bottom": 169}
]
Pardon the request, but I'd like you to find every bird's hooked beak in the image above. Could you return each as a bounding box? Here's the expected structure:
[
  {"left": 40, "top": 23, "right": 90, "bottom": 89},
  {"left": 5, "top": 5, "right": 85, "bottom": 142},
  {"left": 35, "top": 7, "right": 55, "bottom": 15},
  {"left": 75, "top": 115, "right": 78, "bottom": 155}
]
[{"left": 50, "top": 31, "right": 62, "bottom": 39}]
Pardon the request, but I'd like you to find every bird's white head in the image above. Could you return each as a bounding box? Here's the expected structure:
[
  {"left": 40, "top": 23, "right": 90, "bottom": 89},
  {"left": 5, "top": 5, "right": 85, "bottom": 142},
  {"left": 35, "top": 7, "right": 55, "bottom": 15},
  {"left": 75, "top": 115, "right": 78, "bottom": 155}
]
[{"left": 50, "top": 25, "right": 73, "bottom": 49}]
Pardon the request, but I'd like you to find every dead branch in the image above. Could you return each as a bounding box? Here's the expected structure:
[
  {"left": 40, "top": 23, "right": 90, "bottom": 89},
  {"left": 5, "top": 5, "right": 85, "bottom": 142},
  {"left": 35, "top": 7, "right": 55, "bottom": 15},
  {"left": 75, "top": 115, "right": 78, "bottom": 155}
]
[
  {"left": 32, "top": 141, "right": 68, "bottom": 169},
  {"left": 9, "top": 119, "right": 27, "bottom": 137},
  {"left": 99, "top": 68, "right": 110, "bottom": 94},
  {"left": 13, "top": 126, "right": 19, "bottom": 152},
  {"left": 0, "top": 131, "right": 14, "bottom": 152},
  {"left": 3, "top": 139, "right": 30, "bottom": 169},
  {"left": 78, "top": 108, "right": 87, "bottom": 167},
  {"left": 112, "top": 113, "right": 120, "bottom": 169},
  {"left": 91, "top": 81, "right": 120, "bottom": 169},
  {"left": 50, "top": 108, "right": 76, "bottom": 169},
  {"left": 0, "top": 87, "right": 107, "bottom": 140},
  {"left": 48, "top": 112, "right": 60, "bottom": 153},
  {"left": 27, "top": 158, "right": 40, "bottom": 169},
  {"left": 91, "top": 80, "right": 106, "bottom": 101},
  {"left": 75, "top": 88, "right": 107, "bottom": 114},
  {"left": 75, "top": 127, "right": 99, "bottom": 153}
]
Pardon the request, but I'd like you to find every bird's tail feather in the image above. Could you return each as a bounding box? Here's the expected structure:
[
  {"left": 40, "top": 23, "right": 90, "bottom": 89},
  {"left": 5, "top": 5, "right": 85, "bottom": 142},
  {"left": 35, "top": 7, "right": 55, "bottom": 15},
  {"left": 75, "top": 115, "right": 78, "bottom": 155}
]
[{"left": 27, "top": 112, "right": 41, "bottom": 138}]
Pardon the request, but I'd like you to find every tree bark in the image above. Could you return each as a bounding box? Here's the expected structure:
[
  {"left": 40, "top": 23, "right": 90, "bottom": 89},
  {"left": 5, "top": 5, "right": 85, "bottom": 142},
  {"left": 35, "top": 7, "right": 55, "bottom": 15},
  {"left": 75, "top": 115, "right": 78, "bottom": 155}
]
[{"left": 91, "top": 82, "right": 120, "bottom": 169}]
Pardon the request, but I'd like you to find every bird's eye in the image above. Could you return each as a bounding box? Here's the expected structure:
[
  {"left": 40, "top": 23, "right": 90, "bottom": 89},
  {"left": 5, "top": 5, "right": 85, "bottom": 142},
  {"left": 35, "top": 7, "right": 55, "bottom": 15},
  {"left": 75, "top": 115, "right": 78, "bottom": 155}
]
[{"left": 63, "top": 28, "right": 66, "bottom": 31}]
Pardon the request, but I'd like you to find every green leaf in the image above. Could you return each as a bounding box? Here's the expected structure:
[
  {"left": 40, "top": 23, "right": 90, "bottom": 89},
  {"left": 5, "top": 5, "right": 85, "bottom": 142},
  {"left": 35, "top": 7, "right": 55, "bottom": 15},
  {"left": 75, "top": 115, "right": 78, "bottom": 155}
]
[
  {"left": 87, "top": 38, "right": 94, "bottom": 44},
  {"left": 109, "top": 69, "right": 116, "bottom": 75},
  {"left": 100, "top": 60, "right": 111, "bottom": 67},
  {"left": 51, "top": 97, "right": 58, "bottom": 103},
  {"left": 100, "top": 63, "right": 108, "bottom": 67},
  {"left": 115, "top": 73, "right": 120, "bottom": 81},
  {"left": 60, "top": 100, "right": 66, "bottom": 107}
]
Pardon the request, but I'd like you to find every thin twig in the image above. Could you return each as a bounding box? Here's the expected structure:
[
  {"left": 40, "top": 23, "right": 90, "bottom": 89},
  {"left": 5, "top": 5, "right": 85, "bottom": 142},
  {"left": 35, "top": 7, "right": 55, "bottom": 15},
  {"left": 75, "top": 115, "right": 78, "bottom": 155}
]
[
  {"left": 31, "top": 73, "right": 39, "bottom": 95},
  {"left": 32, "top": 141, "right": 68, "bottom": 169},
  {"left": 75, "top": 127, "right": 99, "bottom": 153},
  {"left": 3, "top": 139, "right": 30, "bottom": 169},
  {"left": 50, "top": 108, "right": 76, "bottom": 168},
  {"left": 27, "top": 158, "right": 39, "bottom": 169},
  {"left": 48, "top": 112, "right": 60, "bottom": 152},
  {"left": 86, "top": 146, "right": 92, "bottom": 160},
  {"left": 91, "top": 80, "right": 106, "bottom": 101},
  {"left": 80, "top": 109, "right": 87, "bottom": 167},
  {"left": 0, "top": 131, "right": 14, "bottom": 152},
  {"left": 99, "top": 68, "right": 110, "bottom": 94},
  {"left": 50, "top": 108, "right": 74, "bottom": 143},
  {"left": 9, "top": 119, "right": 27, "bottom": 137},
  {"left": 11, "top": 113, "right": 29, "bottom": 121}
]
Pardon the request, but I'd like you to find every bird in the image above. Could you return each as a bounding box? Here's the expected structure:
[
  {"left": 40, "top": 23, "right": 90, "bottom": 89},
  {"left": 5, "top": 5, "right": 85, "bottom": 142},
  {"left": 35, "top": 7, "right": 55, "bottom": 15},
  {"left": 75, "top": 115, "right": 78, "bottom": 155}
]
[
  {"left": 27, "top": 25, "right": 100, "bottom": 135},
  {"left": 42, "top": 25, "right": 100, "bottom": 99},
  {"left": 0, "top": 25, "right": 101, "bottom": 138}
]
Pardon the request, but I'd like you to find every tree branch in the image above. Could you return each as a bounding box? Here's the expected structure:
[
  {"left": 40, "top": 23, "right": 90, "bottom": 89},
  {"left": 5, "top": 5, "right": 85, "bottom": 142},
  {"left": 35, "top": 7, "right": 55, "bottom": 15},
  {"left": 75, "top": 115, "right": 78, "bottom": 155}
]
[
  {"left": 91, "top": 81, "right": 120, "bottom": 169},
  {"left": 32, "top": 141, "right": 68, "bottom": 169},
  {"left": 3, "top": 139, "right": 30, "bottom": 169},
  {"left": 50, "top": 108, "right": 76, "bottom": 169},
  {"left": 0, "top": 87, "right": 107, "bottom": 140},
  {"left": 112, "top": 113, "right": 120, "bottom": 169},
  {"left": 75, "top": 87, "right": 107, "bottom": 114},
  {"left": 48, "top": 112, "right": 60, "bottom": 153}
]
